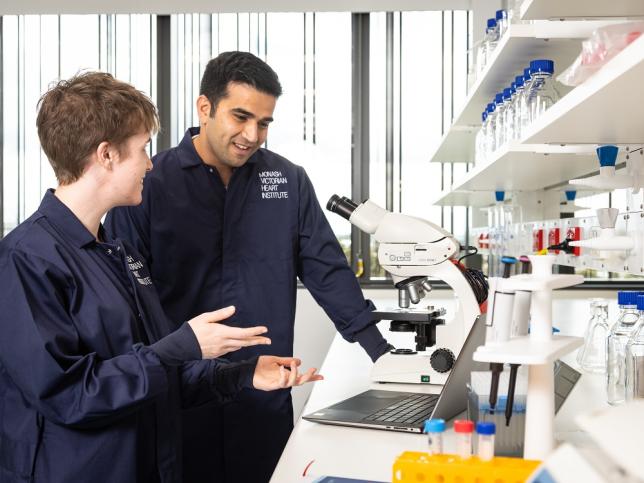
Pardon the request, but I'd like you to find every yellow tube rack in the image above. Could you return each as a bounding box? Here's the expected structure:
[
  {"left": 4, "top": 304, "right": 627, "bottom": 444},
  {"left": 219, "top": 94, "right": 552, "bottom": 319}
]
[{"left": 393, "top": 452, "right": 540, "bottom": 483}]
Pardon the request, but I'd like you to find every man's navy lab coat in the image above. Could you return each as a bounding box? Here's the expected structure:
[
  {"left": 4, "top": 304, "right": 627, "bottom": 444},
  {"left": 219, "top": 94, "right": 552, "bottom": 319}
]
[
  {"left": 0, "top": 191, "right": 256, "bottom": 483},
  {"left": 106, "top": 127, "right": 389, "bottom": 482}
]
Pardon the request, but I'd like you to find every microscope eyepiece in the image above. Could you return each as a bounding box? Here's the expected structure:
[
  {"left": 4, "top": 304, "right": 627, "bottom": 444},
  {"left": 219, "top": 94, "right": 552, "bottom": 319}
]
[{"left": 326, "top": 194, "right": 359, "bottom": 221}]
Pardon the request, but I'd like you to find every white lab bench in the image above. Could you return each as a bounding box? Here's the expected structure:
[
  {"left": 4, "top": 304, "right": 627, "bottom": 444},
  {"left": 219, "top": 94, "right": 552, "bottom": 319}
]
[{"left": 271, "top": 295, "right": 612, "bottom": 483}]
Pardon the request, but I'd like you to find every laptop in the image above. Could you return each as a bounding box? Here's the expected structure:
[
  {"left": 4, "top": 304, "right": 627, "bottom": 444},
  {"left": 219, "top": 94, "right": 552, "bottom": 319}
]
[{"left": 303, "top": 316, "right": 487, "bottom": 433}]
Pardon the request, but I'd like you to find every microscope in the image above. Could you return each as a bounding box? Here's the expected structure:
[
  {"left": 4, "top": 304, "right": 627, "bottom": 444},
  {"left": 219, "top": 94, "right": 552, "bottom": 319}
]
[{"left": 327, "top": 195, "right": 487, "bottom": 386}]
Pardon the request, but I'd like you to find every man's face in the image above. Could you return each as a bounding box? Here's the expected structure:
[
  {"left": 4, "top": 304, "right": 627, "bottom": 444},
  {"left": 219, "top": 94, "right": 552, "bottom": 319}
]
[{"left": 198, "top": 82, "right": 276, "bottom": 169}]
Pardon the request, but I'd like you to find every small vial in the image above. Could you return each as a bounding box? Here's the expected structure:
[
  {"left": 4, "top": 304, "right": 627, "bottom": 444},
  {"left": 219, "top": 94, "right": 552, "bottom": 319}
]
[
  {"left": 453, "top": 420, "right": 474, "bottom": 459},
  {"left": 476, "top": 421, "right": 496, "bottom": 462},
  {"left": 423, "top": 418, "right": 446, "bottom": 455}
]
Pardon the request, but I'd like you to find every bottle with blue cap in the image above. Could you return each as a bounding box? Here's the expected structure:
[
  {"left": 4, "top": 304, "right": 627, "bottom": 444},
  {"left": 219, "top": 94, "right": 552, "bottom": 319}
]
[
  {"left": 476, "top": 19, "right": 499, "bottom": 77},
  {"left": 495, "top": 9, "right": 508, "bottom": 37},
  {"left": 491, "top": 92, "right": 505, "bottom": 154},
  {"left": 510, "top": 74, "right": 525, "bottom": 141},
  {"left": 484, "top": 102, "right": 497, "bottom": 156},
  {"left": 475, "top": 110, "right": 488, "bottom": 164},
  {"left": 526, "top": 59, "right": 560, "bottom": 124},
  {"left": 423, "top": 418, "right": 446, "bottom": 455},
  {"left": 476, "top": 421, "right": 496, "bottom": 462},
  {"left": 503, "top": 83, "right": 517, "bottom": 144},
  {"left": 517, "top": 66, "right": 533, "bottom": 138},
  {"left": 625, "top": 296, "right": 644, "bottom": 401},
  {"left": 494, "top": 87, "right": 513, "bottom": 150},
  {"left": 607, "top": 291, "right": 643, "bottom": 405}
]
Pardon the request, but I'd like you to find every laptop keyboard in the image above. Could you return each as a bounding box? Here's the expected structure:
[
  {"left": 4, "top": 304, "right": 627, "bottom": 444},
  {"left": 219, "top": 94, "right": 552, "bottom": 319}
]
[{"left": 362, "top": 393, "right": 439, "bottom": 426}]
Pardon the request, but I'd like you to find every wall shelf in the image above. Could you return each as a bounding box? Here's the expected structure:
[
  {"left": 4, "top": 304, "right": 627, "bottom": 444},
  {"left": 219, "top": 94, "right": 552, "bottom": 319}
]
[
  {"left": 430, "top": 143, "right": 600, "bottom": 206},
  {"left": 429, "top": 20, "right": 612, "bottom": 163},
  {"left": 520, "top": 0, "right": 644, "bottom": 21}
]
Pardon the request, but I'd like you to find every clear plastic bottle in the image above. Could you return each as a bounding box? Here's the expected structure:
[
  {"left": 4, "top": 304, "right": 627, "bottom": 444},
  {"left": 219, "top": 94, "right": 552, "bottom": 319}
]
[
  {"left": 526, "top": 59, "right": 560, "bottom": 124},
  {"left": 494, "top": 88, "right": 512, "bottom": 151},
  {"left": 476, "top": 421, "right": 496, "bottom": 462},
  {"left": 496, "top": 9, "right": 508, "bottom": 38},
  {"left": 626, "top": 296, "right": 644, "bottom": 401},
  {"left": 454, "top": 420, "right": 474, "bottom": 459},
  {"left": 503, "top": 83, "right": 517, "bottom": 144},
  {"left": 607, "top": 291, "right": 642, "bottom": 405},
  {"left": 576, "top": 299, "right": 609, "bottom": 374},
  {"left": 517, "top": 67, "right": 533, "bottom": 138},
  {"left": 423, "top": 418, "right": 446, "bottom": 455}
]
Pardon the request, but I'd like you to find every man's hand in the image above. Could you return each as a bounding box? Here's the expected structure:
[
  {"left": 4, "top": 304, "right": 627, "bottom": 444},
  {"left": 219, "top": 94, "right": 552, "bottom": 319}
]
[
  {"left": 253, "top": 356, "right": 323, "bottom": 391},
  {"left": 188, "top": 306, "right": 270, "bottom": 359}
]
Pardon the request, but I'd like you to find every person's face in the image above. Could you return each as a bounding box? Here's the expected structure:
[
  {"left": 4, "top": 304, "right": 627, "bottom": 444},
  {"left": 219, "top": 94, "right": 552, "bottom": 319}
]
[
  {"left": 197, "top": 82, "right": 276, "bottom": 168},
  {"left": 110, "top": 131, "right": 152, "bottom": 206}
]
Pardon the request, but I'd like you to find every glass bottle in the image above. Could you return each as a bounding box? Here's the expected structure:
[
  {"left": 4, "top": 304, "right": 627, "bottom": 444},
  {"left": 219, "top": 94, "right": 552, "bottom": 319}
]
[
  {"left": 495, "top": 88, "right": 512, "bottom": 151},
  {"left": 517, "top": 67, "right": 532, "bottom": 138},
  {"left": 576, "top": 299, "right": 609, "bottom": 374},
  {"left": 496, "top": 9, "right": 508, "bottom": 38},
  {"left": 526, "top": 59, "right": 560, "bottom": 123},
  {"left": 510, "top": 75, "right": 524, "bottom": 141},
  {"left": 504, "top": 83, "right": 517, "bottom": 144},
  {"left": 607, "top": 291, "right": 641, "bottom": 405},
  {"left": 475, "top": 111, "right": 488, "bottom": 164},
  {"left": 484, "top": 102, "right": 497, "bottom": 156},
  {"left": 626, "top": 295, "right": 644, "bottom": 401},
  {"left": 492, "top": 92, "right": 505, "bottom": 154}
]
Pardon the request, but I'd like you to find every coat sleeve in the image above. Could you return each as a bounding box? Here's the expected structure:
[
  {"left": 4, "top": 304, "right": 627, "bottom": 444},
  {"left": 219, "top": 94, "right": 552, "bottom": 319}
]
[
  {"left": 295, "top": 167, "right": 390, "bottom": 361},
  {"left": 0, "top": 249, "right": 170, "bottom": 429},
  {"left": 177, "top": 357, "right": 258, "bottom": 409}
]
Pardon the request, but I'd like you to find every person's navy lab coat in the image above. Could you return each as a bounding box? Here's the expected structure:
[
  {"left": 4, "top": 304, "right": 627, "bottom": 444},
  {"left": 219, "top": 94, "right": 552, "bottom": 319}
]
[
  {"left": 0, "top": 190, "right": 258, "bottom": 483},
  {"left": 105, "top": 127, "right": 390, "bottom": 483}
]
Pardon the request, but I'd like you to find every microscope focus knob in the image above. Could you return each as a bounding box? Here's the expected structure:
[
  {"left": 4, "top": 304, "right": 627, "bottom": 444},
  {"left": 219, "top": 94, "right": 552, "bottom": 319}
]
[{"left": 430, "top": 348, "right": 455, "bottom": 373}]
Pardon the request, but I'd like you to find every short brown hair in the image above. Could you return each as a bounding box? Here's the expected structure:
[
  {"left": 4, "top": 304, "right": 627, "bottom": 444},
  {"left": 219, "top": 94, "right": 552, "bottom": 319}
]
[{"left": 36, "top": 72, "right": 159, "bottom": 185}]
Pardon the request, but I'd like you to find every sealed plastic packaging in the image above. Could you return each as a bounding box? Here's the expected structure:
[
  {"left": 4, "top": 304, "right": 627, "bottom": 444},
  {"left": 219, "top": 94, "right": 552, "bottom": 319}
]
[{"left": 557, "top": 21, "right": 644, "bottom": 86}]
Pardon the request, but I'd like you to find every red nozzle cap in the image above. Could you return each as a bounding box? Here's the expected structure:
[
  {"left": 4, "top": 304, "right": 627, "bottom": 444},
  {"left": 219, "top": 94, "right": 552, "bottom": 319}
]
[{"left": 454, "top": 420, "right": 474, "bottom": 433}]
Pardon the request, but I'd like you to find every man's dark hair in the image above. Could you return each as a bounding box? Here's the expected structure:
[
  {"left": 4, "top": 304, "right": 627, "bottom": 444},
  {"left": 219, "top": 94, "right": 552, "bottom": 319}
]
[{"left": 200, "top": 51, "right": 282, "bottom": 116}]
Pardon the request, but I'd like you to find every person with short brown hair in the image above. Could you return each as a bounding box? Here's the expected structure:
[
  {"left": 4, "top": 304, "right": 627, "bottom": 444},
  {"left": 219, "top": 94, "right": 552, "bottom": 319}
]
[{"left": 0, "top": 71, "right": 321, "bottom": 483}]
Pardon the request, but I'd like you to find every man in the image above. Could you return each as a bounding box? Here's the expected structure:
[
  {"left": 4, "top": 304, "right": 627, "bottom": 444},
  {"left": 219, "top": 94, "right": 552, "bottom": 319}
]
[
  {"left": 106, "top": 51, "right": 390, "bottom": 483},
  {"left": 0, "top": 71, "right": 321, "bottom": 483}
]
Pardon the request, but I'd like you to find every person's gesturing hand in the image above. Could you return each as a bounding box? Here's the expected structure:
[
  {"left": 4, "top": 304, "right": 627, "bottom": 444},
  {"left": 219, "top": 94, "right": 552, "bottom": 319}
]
[
  {"left": 252, "top": 356, "right": 323, "bottom": 391},
  {"left": 188, "top": 306, "right": 270, "bottom": 359}
]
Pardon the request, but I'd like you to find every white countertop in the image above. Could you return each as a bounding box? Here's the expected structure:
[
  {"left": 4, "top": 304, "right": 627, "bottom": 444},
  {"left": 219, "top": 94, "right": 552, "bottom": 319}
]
[{"left": 270, "top": 297, "right": 611, "bottom": 483}]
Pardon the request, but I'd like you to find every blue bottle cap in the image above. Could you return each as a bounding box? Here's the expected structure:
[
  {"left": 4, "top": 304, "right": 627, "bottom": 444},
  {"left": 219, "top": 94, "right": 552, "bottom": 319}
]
[
  {"left": 618, "top": 291, "right": 641, "bottom": 306},
  {"left": 424, "top": 418, "right": 446, "bottom": 433},
  {"left": 596, "top": 145, "right": 619, "bottom": 167},
  {"left": 523, "top": 67, "right": 532, "bottom": 80},
  {"left": 482, "top": 111, "right": 487, "bottom": 122},
  {"left": 476, "top": 421, "right": 496, "bottom": 435},
  {"left": 487, "top": 102, "right": 496, "bottom": 113},
  {"left": 565, "top": 190, "right": 576, "bottom": 201},
  {"left": 503, "top": 87, "right": 512, "bottom": 100},
  {"left": 495, "top": 93, "right": 504, "bottom": 105},
  {"left": 529, "top": 59, "right": 555, "bottom": 75},
  {"left": 510, "top": 82, "right": 516, "bottom": 94},
  {"left": 495, "top": 191, "right": 505, "bottom": 202},
  {"left": 487, "top": 18, "right": 497, "bottom": 29},
  {"left": 495, "top": 9, "right": 507, "bottom": 20},
  {"left": 637, "top": 295, "right": 644, "bottom": 311},
  {"left": 515, "top": 75, "right": 524, "bottom": 88},
  {"left": 501, "top": 256, "right": 517, "bottom": 264}
]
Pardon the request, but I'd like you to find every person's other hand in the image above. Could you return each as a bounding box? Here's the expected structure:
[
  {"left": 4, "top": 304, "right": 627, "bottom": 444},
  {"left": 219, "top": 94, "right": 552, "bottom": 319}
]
[
  {"left": 252, "top": 356, "right": 324, "bottom": 391},
  {"left": 188, "top": 306, "right": 270, "bottom": 359}
]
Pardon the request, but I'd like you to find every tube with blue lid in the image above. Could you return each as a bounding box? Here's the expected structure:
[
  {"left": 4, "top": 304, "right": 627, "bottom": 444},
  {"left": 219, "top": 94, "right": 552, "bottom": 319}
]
[
  {"left": 476, "top": 421, "right": 496, "bottom": 461},
  {"left": 423, "top": 418, "right": 445, "bottom": 455}
]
